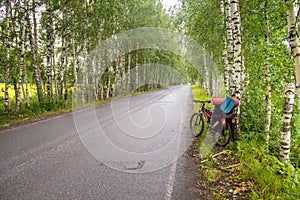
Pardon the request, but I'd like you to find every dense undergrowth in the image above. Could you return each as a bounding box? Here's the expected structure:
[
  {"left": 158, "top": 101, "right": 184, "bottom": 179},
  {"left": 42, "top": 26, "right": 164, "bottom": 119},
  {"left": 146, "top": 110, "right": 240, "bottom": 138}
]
[
  {"left": 192, "top": 84, "right": 300, "bottom": 199},
  {"left": 237, "top": 138, "right": 300, "bottom": 199}
]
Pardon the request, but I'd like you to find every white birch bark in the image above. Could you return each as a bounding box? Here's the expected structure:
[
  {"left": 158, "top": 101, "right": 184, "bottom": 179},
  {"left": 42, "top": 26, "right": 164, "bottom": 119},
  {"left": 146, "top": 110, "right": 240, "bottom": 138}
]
[
  {"left": 135, "top": 52, "right": 139, "bottom": 91},
  {"left": 46, "top": 0, "right": 53, "bottom": 101},
  {"left": 23, "top": 57, "right": 30, "bottom": 108},
  {"left": 4, "top": 0, "right": 11, "bottom": 112},
  {"left": 26, "top": 0, "right": 43, "bottom": 103},
  {"left": 203, "top": 47, "right": 209, "bottom": 94},
  {"left": 279, "top": 83, "right": 295, "bottom": 163},
  {"left": 121, "top": 55, "right": 126, "bottom": 88},
  {"left": 16, "top": 4, "right": 27, "bottom": 113},
  {"left": 92, "top": 60, "right": 97, "bottom": 100},
  {"left": 264, "top": 1, "right": 271, "bottom": 149},
  {"left": 209, "top": 51, "right": 214, "bottom": 96},
  {"left": 285, "top": 0, "right": 300, "bottom": 112},
  {"left": 231, "top": 0, "right": 242, "bottom": 96},
  {"left": 113, "top": 45, "right": 121, "bottom": 96},
  {"left": 127, "top": 54, "right": 131, "bottom": 90},
  {"left": 82, "top": 0, "right": 88, "bottom": 103},
  {"left": 225, "top": 0, "right": 234, "bottom": 92},
  {"left": 60, "top": 8, "right": 67, "bottom": 100},
  {"left": 53, "top": 45, "right": 59, "bottom": 104},
  {"left": 71, "top": 13, "right": 78, "bottom": 105},
  {"left": 231, "top": 0, "right": 243, "bottom": 139},
  {"left": 106, "top": 67, "right": 112, "bottom": 98},
  {"left": 221, "top": 0, "right": 230, "bottom": 92},
  {"left": 33, "top": 0, "right": 44, "bottom": 102},
  {"left": 64, "top": 35, "right": 69, "bottom": 104}
]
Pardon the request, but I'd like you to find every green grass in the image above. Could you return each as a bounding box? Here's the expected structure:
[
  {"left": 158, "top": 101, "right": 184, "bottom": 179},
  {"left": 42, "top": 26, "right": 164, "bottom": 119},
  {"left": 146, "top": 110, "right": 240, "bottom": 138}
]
[
  {"left": 192, "top": 84, "right": 212, "bottom": 112},
  {"left": 237, "top": 136, "right": 300, "bottom": 199}
]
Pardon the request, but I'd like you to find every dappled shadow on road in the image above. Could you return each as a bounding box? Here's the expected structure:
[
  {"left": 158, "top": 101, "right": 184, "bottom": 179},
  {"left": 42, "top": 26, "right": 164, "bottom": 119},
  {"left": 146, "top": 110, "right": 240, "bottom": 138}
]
[{"left": 187, "top": 139, "right": 253, "bottom": 199}]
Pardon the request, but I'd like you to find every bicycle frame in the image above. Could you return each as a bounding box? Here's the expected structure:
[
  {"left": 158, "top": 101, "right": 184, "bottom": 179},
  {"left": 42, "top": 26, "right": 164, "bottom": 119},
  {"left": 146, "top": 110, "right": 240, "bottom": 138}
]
[
  {"left": 195, "top": 100, "right": 236, "bottom": 129},
  {"left": 201, "top": 103, "right": 212, "bottom": 125},
  {"left": 192, "top": 98, "right": 239, "bottom": 145}
]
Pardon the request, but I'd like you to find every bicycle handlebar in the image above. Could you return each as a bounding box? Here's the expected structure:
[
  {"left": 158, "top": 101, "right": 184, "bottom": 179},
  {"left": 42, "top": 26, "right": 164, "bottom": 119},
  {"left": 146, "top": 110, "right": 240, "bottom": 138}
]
[{"left": 193, "top": 100, "right": 211, "bottom": 103}]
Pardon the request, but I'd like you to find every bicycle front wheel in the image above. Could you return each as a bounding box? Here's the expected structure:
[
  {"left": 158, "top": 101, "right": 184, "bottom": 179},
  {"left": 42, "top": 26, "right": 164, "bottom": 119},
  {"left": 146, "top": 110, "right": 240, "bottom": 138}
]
[
  {"left": 190, "top": 113, "right": 204, "bottom": 137},
  {"left": 215, "top": 122, "right": 232, "bottom": 146}
]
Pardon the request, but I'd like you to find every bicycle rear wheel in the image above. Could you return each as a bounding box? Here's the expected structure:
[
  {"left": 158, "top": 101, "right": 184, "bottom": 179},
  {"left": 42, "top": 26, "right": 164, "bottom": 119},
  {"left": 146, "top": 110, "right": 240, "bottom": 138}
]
[
  {"left": 190, "top": 113, "right": 204, "bottom": 137},
  {"left": 215, "top": 122, "right": 231, "bottom": 146}
]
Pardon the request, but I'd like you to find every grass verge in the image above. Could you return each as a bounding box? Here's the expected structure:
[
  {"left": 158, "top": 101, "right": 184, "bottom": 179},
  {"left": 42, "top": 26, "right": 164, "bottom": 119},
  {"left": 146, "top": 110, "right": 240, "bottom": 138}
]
[{"left": 191, "top": 84, "right": 299, "bottom": 199}]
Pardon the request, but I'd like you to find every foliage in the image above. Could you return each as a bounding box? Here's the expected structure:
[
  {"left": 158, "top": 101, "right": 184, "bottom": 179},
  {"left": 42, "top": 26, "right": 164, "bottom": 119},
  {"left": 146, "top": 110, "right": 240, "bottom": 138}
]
[
  {"left": 237, "top": 138, "right": 300, "bottom": 199},
  {"left": 184, "top": 0, "right": 300, "bottom": 198},
  {"left": 0, "top": 0, "right": 189, "bottom": 119}
]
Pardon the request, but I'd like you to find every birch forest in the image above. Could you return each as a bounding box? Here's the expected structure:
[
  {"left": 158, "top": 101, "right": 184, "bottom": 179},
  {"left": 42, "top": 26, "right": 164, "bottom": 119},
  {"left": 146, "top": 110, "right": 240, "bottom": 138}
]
[
  {"left": 178, "top": 0, "right": 300, "bottom": 198},
  {"left": 0, "top": 0, "right": 300, "bottom": 198}
]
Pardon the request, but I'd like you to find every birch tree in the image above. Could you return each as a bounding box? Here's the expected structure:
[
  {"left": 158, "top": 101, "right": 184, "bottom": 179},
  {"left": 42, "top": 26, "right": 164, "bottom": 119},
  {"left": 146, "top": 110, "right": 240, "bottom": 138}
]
[
  {"left": 279, "top": 83, "right": 295, "bottom": 163},
  {"left": 45, "top": 0, "right": 54, "bottom": 105},
  {"left": 264, "top": 1, "right": 271, "bottom": 149},
  {"left": 16, "top": 1, "right": 27, "bottom": 113},
  {"left": 285, "top": 0, "right": 300, "bottom": 112},
  {"left": 81, "top": 0, "right": 88, "bottom": 103},
  {"left": 203, "top": 47, "right": 209, "bottom": 95},
  {"left": 4, "top": 0, "right": 11, "bottom": 113},
  {"left": 221, "top": 0, "right": 230, "bottom": 92},
  {"left": 26, "top": 0, "right": 43, "bottom": 103},
  {"left": 278, "top": 0, "right": 300, "bottom": 163},
  {"left": 225, "top": 0, "right": 234, "bottom": 92},
  {"left": 231, "top": 0, "right": 243, "bottom": 139},
  {"left": 71, "top": 19, "right": 78, "bottom": 105}
]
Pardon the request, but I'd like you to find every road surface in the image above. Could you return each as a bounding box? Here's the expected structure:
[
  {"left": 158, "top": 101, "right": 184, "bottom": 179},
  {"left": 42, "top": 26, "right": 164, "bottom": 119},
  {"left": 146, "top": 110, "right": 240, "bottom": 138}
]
[{"left": 0, "top": 85, "right": 201, "bottom": 200}]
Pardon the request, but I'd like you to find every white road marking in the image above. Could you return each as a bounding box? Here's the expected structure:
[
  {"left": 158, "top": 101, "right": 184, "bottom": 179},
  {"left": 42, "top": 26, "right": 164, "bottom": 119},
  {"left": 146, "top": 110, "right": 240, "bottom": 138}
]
[{"left": 165, "top": 161, "right": 177, "bottom": 200}]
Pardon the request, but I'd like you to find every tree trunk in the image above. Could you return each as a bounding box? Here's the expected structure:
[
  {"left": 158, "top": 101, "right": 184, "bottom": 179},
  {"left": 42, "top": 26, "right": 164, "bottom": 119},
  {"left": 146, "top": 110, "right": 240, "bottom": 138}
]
[
  {"left": 46, "top": 0, "right": 54, "bottom": 106},
  {"left": 231, "top": 0, "right": 243, "bottom": 139},
  {"left": 71, "top": 14, "right": 78, "bottom": 105},
  {"left": 53, "top": 46, "right": 59, "bottom": 104},
  {"left": 121, "top": 55, "right": 126, "bottom": 88},
  {"left": 127, "top": 54, "right": 131, "bottom": 90},
  {"left": 135, "top": 53, "right": 139, "bottom": 91},
  {"left": 285, "top": 0, "right": 300, "bottom": 112},
  {"left": 225, "top": 0, "right": 234, "bottom": 93},
  {"left": 64, "top": 35, "right": 69, "bottom": 106},
  {"left": 82, "top": 0, "right": 88, "bottom": 104},
  {"left": 106, "top": 67, "right": 111, "bottom": 98},
  {"left": 114, "top": 63, "right": 121, "bottom": 96},
  {"left": 59, "top": 11, "right": 67, "bottom": 101},
  {"left": 264, "top": 1, "right": 271, "bottom": 149},
  {"left": 23, "top": 44, "right": 30, "bottom": 108},
  {"left": 92, "top": 60, "right": 97, "bottom": 100},
  {"left": 4, "top": 0, "right": 11, "bottom": 113},
  {"left": 27, "top": 0, "right": 43, "bottom": 103},
  {"left": 16, "top": 4, "right": 27, "bottom": 113},
  {"left": 279, "top": 83, "right": 295, "bottom": 163},
  {"left": 221, "top": 0, "right": 230, "bottom": 92},
  {"left": 203, "top": 47, "right": 209, "bottom": 94}
]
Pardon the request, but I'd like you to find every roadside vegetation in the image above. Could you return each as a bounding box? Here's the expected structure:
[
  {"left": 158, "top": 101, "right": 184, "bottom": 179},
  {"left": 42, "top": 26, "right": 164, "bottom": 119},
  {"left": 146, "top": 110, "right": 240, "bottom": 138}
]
[
  {"left": 192, "top": 84, "right": 300, "bottom": 199},
  {"left": 183, "top": 0, "right": 300, "bottom": 198}
]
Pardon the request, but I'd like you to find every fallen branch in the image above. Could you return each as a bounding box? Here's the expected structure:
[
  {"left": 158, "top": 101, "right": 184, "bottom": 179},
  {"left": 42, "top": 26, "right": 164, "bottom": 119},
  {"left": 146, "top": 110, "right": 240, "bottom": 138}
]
[
  {"left": 216, "top": 163, "right": 242, "bottom": 172},
  {"left": 223, "top": 163, "right": 241, "bottom": 169},
  {"left": 200, "top": 150, "right": 228, "bottom": 164}
]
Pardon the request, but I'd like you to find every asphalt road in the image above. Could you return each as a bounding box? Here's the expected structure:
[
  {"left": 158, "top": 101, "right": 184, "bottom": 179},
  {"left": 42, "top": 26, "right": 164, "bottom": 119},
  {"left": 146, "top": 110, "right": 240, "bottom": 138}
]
[{"left": 0, "top": 85, "right": 201, "bottom": 200}]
